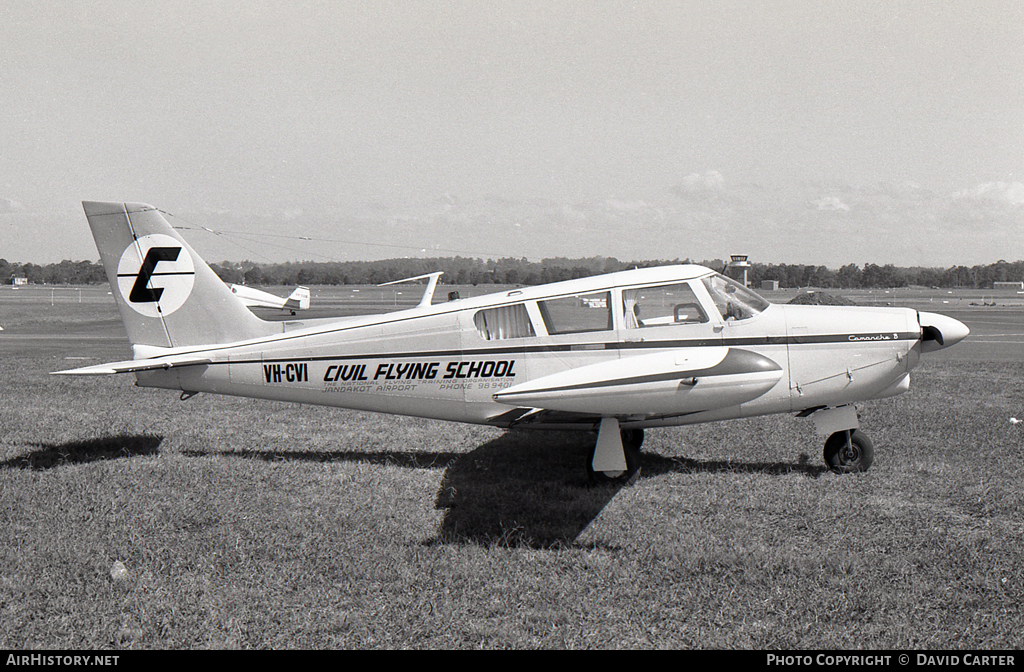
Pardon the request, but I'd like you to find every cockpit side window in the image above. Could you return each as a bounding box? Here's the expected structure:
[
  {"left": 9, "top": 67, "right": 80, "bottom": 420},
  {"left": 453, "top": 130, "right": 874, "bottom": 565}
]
[
  {"left": 701, "top": 273, "right": 770, "bottom": 321},
  {"left": 622, "top": 282, "right": 708, "bottom": 329}
]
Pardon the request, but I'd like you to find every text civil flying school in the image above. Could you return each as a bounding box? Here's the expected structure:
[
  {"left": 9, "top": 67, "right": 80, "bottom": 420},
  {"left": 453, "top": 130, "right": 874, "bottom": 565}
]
[{"left": 264, "top": 360, "right": 518, "bottom": 384}]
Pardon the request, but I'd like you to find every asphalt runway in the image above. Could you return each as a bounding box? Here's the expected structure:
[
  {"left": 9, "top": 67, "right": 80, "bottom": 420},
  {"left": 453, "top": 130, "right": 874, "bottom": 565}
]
[{"left": 929, "top": 308, "right": 1024, "bottom": 362}]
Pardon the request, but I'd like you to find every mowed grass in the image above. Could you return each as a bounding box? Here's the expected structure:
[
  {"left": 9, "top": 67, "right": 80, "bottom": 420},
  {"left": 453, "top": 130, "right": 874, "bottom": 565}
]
[{"left": 1, "top": 288, "right": 1023, "bottom": 649}]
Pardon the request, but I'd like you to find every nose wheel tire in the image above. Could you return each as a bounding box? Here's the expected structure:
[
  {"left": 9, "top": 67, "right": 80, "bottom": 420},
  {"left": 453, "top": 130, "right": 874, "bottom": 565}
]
[{"left": 823, "top": 429, "right": 874, "bottom": 473}]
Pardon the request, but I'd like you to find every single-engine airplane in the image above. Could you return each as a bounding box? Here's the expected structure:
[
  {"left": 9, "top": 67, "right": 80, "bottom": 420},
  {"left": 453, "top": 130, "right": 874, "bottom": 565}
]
[
  {"left": 56, "top": 202, "right": 969, "bottom": 482},
  {"left": 229, "top": 283, "right": 310, "bottom": 313}
]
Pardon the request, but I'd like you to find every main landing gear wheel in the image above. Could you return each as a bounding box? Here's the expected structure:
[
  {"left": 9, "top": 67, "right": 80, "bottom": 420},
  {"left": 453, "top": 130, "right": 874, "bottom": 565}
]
[
  {"left": 823, "top": 429, "right": 874, "bottom": 473},
  {"left": 587, "top": 428, "right": 643, "bottom": 485},
  {"left": 620, "top": 428, "right": 644, "bottom": 452}
]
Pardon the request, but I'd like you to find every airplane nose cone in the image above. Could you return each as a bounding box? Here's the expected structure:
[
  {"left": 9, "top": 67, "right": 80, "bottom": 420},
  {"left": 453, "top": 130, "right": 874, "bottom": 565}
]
[{"left": 918, "top": 311, "right": 970, "bottom": 352}]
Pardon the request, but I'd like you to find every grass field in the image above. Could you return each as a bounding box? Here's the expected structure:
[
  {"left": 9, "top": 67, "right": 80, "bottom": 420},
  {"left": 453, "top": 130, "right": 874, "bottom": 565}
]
[{"left": 1, "top": 285, "right": 1023, "bottom": 649}]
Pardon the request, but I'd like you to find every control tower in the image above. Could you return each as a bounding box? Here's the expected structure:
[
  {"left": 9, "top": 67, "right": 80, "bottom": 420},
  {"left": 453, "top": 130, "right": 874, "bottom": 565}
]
[{"left": 726, "top": 254, "right": 751, "bottom": 287}]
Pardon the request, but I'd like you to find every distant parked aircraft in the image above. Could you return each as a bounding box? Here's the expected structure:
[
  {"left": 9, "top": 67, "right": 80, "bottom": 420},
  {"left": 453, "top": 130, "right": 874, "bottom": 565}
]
[
  {"left": 57, "top": 201, "right": 969, "bottom": 483},
  {"left": 229, "top": 283, "right": 310, "bottom": 314}
]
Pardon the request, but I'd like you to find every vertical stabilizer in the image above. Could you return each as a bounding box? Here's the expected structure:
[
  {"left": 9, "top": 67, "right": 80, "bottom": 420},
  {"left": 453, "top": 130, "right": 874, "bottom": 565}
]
[{"left": 83, "top": 201, "right": 278, "bottom": 348}]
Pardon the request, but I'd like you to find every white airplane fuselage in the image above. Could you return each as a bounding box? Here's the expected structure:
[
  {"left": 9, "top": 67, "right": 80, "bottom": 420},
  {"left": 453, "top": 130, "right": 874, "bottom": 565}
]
[{"left": 132, "top": 267, "right": 926, "bottom": 431}]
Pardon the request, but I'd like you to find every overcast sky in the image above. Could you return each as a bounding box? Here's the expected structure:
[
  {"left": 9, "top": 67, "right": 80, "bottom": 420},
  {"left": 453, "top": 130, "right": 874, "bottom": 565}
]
[{"left": 1, "top": 1, "right": 1022, "bottom": 267}]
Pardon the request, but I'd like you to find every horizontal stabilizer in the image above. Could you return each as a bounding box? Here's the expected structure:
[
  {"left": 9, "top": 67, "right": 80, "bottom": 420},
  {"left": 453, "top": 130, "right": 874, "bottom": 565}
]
[{"left": 53, "top": 355, "right": 212, "bottom": 376}]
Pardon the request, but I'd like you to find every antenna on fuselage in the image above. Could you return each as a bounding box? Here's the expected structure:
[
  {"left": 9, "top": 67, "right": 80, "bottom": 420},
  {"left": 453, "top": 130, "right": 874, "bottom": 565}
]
[{"left": 378, "top": 271, "right": 445, "bottom": 308}]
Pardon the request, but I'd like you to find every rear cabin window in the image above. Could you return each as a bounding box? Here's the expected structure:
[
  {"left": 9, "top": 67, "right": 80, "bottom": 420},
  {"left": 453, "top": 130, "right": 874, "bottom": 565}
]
[
  {"left": 473, "top": 303, "right": 535, "bottom": 340},
  {"left": 622, "top": 282, "right": 708, "bottom": 328},
  {"left": 538, "top": 291, "right": 613, "bottom": 334}
]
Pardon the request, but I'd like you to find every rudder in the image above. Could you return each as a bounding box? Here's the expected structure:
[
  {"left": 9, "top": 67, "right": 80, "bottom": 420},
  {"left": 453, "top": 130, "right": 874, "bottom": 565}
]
[{"left": 83, "top": 201, "right": 278, "bottom": 348}]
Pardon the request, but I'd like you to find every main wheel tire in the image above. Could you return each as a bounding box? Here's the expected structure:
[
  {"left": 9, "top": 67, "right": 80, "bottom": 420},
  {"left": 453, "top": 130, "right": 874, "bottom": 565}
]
[
  {"left": 620, "top": 427, "right": 644, "bottom": 451},
  {"left": 823, "top": 429, "right": 874, "bottom": 473},
  {"left": 586, "top": 444, "right": 641, "bottom": 485}
]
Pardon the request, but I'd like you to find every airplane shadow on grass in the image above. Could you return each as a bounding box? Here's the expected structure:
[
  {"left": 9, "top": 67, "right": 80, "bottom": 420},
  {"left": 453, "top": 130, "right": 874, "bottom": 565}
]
[
  {"left": 191, "top": 429, "right": 827, "bottom": 550},
  {"left": 429, "top": 431, "right": 829, "bottom": 549},
  {"left": 1, "top": 435, "right": 162, "bottom": 470}
]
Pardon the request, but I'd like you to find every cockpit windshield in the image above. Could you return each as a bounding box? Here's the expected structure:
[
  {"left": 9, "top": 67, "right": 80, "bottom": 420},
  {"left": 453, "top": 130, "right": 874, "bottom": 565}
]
[{"left": 701, "top": 273, "right": 770, "bottom": 321}]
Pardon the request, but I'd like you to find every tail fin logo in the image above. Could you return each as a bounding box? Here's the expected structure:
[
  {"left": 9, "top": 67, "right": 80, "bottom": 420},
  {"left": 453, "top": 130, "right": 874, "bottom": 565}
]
[{"left": 116, "top": 234, "right": 196, "bottom": 317}]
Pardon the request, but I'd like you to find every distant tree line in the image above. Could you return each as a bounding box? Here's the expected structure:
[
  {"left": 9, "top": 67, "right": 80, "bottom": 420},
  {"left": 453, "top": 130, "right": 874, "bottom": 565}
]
[
  {"left": 208, "top": 256, "right": 647, "bottom": 287},
  {"left": 5, "top": 255, "right": 1024, "bottom": 290},
  {"left": 748, "top": 261, "right": 1024, "bottom": 289},
  {"left": 1, "top": 258, "right": 107, "bottom": 285}
]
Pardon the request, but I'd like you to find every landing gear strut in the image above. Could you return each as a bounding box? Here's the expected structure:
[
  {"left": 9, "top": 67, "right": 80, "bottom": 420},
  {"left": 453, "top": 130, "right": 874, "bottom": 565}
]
[
  {"left": 823, "top": 429, "right": 874, "bottom": 473},
  {"left": 587, "top": 419, "right": 643, "bottom": 484}
]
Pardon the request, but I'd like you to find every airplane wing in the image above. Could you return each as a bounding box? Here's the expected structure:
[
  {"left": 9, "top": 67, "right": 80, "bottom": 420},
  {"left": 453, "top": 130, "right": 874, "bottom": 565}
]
[
  {"left": 379, "top": 271, "right": 444, "bottom": 308},
  {"left": 492, "top": 347, "right": 783, "bottom": 416}
]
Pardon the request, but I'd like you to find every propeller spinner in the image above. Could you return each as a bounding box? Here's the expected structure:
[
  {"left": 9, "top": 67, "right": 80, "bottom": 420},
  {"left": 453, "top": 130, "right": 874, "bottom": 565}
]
[{"left": 918, "top": 311, "right": 970, "bottom": 352}]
